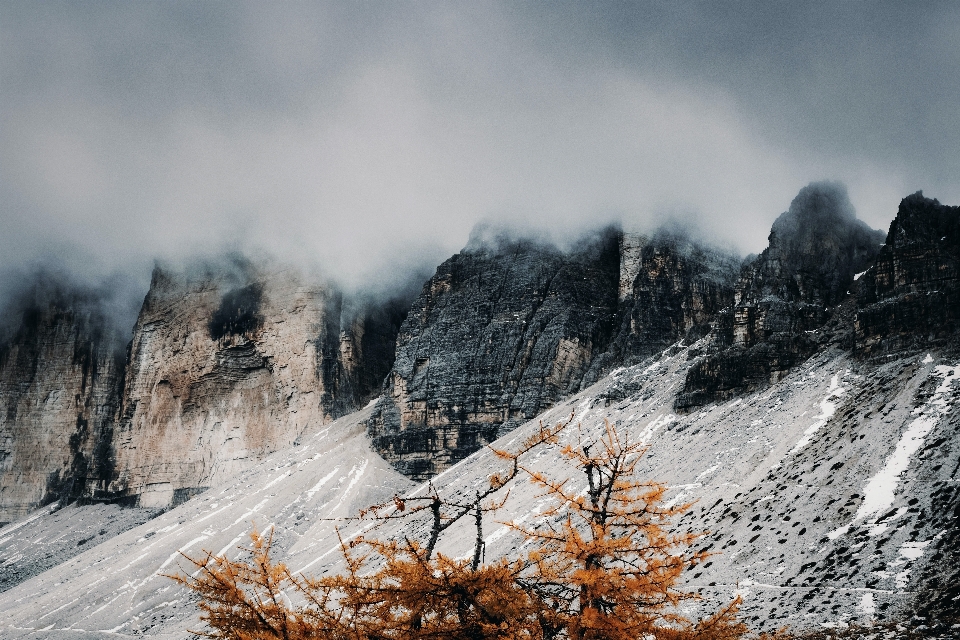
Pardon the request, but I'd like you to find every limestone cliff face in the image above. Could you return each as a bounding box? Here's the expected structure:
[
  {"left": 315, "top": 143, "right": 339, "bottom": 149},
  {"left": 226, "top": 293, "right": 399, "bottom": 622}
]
[
  {"left": 0, "top": 282, "right": 125, "bottom": 525},
  {"left": 366, "top": 230, "right": 622, "bottom": 480},
  {"left": 108, "top": 260, "right": 403, "bottom": 507},
  {"left": 856, "top": 192, "right": 960, "bottom": 353},
  {"left": 677, "top": 182, "right": 886, "bottom": 409}
]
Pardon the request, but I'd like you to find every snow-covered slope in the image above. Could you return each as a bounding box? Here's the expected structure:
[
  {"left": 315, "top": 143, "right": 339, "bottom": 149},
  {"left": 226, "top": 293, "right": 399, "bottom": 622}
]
[
  {"left": 0, "top": 405, "right": 413, "bottom": 638},
  {"left": 2, "top": 341, "right": 957, "bottom": 637}
]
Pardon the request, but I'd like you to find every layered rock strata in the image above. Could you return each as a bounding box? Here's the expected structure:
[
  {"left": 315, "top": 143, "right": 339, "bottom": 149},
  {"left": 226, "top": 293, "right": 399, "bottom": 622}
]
[
  {"left": 584, "top": 231, "right": 739, "bottom": 383},
  {"left": 856, "top": 191, "right": 960, "bottom": 354},
  {"left": 677, "top": 182, "right": 886, "bottom": 409},
  {"left": 107, "top": 259, "right": 405, "bottom": 507},
  {"left": 367, "top": 228, "right": 742, "bottom": 479},
  {"left": 366, "top": 230, "right": 621, "bottom": 479},
  {"left": 0, "top": 281, "right": 126, "bottom": 525}
]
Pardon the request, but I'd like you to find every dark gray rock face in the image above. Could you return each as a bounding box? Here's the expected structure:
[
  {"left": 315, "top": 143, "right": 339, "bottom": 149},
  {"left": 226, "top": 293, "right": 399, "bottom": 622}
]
[
  {"left": 856, "top": 191, "right": 960, "bottom": 354},
  {"left": 0, "top": 277, "right": 126, "bottom": 525},
  {"left": 677, "top": 182, "right": 886, "bottom": 410},
  {"left": 367, "top": 228, "right": 742, "bottom": 480},
  {"left": 366, "top": 229, "right": 622, "bottom": 479},
  {"left": 585, "top": 232, "right": 740, "bottom": 384},
  {"left": 316, "top": 291, "right": 411, "bottom": 421}
]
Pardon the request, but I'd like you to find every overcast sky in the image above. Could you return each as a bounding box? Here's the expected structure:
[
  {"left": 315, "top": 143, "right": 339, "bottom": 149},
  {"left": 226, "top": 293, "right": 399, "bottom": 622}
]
[{"left": 2, "top": 1, "right": 958, "bottom": 295}]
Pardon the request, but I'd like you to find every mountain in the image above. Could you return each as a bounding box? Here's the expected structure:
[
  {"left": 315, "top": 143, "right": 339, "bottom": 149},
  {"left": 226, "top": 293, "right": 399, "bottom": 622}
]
[
  {"left": 0, "top": 257, "right": 412, "bottom": 521},
  {"left": 677, "top": 181, "right": 886, "bottom": 410},
  {"left": 105, "top": 258, "right": 407, "bottom": 507},
  {"left": 366, "top": 226, "right": 740, "bottom": 480},
  {"left": 0, "top": 276, "right": 127, "bottom": 526},
  {"left": 1, "top": 184, "right": 959, "bottom": 637}
]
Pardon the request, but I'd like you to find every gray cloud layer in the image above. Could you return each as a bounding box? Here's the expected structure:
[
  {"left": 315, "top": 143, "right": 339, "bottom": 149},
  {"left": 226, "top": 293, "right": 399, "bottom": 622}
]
[{"left": 2, "top": 1, "right": 958, "bottom": 295}]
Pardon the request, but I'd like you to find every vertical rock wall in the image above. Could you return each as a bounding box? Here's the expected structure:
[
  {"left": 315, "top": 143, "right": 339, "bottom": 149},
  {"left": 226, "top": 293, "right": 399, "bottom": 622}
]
[
  {"left": 366, "top": 230, "right": 623, "bottom": 480},
  {"left": 366, "top": 227, "right": 743, "bottom": 480},
  {"left": 0, "top": 284, "right": 125, "bottom": 525},
  {"left": 107, "top": 259, "right": 403, "bottom": 507},
  {"left": 856, "top": 191, "right": 960, "bottom": 354},
  {"left": 584, "top": 231, "right": 739, "bottom": 382}
]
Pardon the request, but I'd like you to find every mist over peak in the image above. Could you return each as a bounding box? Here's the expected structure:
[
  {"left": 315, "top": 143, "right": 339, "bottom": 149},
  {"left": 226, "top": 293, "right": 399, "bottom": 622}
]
[
  {"left": 0, "top": 266, "right": 143, "bottom": 351},
  {"left": 3, "top": 3, "right": 956, "bottom": 304}
]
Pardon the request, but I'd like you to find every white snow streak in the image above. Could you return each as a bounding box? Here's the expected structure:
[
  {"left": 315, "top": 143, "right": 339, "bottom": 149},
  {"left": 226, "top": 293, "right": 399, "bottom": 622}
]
[
  {"left": 157, "top": 535, "right": 209, "bottom": 572},
  {"left": 856, "top": 365, "right": 958, "bottom": 521},
  {"left": 638, "top": 413, "right": 675, "bottom": 443},
  {"left": 787, "top": 374, "right": 843, "bottom": 455},
  {"left": 832, "top": 364, "right": 960, "bottom": 539},
  {"left": 306, "top": 467, "right": 341, "bottom": 500}
]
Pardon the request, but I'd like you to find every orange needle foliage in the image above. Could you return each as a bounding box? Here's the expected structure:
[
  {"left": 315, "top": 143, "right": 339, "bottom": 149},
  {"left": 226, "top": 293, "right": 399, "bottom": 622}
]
[
  {"left": 506, "top": 421, "right": 745, "bottom": 640},
  {"left": 171, "top": 418, "right": 769, "bottom": 640}
]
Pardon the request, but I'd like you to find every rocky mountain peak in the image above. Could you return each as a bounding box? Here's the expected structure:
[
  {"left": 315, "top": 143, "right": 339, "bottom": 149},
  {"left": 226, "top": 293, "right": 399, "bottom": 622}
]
[
  {"left": 751, "top": 181, "right": 885, "bottom": 308},
  {"left": 678, "top": 182, "right": 886, "bottom": 410},
  {"left": 856, "top": 192, "right": 960, "bottom": 354},
  {"left": 885, "top": 190, "right": 960, "bottom": 247}
]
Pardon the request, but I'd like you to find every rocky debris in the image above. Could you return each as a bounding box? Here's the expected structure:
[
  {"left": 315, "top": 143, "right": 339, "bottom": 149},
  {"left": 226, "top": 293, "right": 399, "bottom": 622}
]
[
  {"left": 677, "top": 182, "right": 886, "bottom": 410},
  {"left": 0, "top": 277, "right": 126, "bottom": 525},
  {"left": 856, "top": 191, "right": 960, "bottom": 355},
  {"left": 788, "top": 617, "right": 960, "bottom": 639},
  {"left": 107, "top": 258, "right": 408, "bottom": 507},
  {"left": 0, "top": 502, "right": 159, "bottom": 593},
  {"left": 0, "top": 405, "right": 413, "bottom": 635}
]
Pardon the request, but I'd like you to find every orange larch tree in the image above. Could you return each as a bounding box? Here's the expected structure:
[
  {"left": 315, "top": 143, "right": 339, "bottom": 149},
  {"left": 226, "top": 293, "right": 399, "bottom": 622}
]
[
  {"left": 171, "top": 417, "right": 754, "bottom": 640},
  {"left": 505, "top": 420, "right": 746, "bottom": 640}
]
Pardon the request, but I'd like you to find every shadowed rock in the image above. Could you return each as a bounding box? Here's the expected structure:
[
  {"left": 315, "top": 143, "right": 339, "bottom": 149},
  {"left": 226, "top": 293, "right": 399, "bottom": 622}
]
[
  {"left": 856, "top": 191, "right": 960, "bottom": 354},
  {"left": 367, "top": 226, "right": 742, "bottom": 480},
  {"left": 677, "top": 182, "right": 886, "bottom": 410},
  {"left": 0, "top": 275, "right": 127, "bottom": 524}
]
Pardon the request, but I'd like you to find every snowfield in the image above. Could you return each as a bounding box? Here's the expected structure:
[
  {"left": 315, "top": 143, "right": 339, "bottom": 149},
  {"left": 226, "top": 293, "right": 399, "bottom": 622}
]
[{"left": 1, "top": 344, "right": 957, "bottom": 637}]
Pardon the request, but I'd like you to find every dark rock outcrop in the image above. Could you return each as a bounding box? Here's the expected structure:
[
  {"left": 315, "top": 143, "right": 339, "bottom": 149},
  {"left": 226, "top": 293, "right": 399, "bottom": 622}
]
[
  {"left": 0, "top": 277, "right": 126, "bottom": 525},
  {"left": 366, "top": 229, "right": 622, "bottom": 480},
  {"left": 367, "top": 227, "right": 742, "bottom": 480},
  {"left": 677, "top": 182, "right": 886, "bottom": 410},
  {"left": 856, "top": 191, "right": 960, "bottom": 354},
  {"left": 585, "top": 231, "right": 739, "bottom": 383}
]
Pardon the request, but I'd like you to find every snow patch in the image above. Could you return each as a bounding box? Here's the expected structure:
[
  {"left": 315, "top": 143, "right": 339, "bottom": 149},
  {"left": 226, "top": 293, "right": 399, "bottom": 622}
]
[
  {"left": 637, "top": 413, "right": 675, "bottom": 443},
  {"left": 786, "top": 376, "right": 843, "bottom": 455},
  {"left": 306, "top": 467, "right": 341, "bottom": 500},
  {"left": 831, "top": 364, "right": 960, "bottom": 539}
]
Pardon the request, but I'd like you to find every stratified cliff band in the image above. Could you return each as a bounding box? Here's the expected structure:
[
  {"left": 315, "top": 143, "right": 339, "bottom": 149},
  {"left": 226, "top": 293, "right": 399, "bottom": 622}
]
[
  {"left": 366, "top": 226, "right": 741, "bottom": 480},
  {"left": 0, "top": 257, "right": 412, "bottom": 517},
  {"left": 0, "top": 277, "right": 126, "bottom": 525},
  {"left": 4, "top": 182, "right": 959, "bottom": 513}
]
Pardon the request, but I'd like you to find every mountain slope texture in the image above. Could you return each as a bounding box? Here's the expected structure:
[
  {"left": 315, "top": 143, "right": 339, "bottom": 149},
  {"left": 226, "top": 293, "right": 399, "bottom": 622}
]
[{"left": 0, "top": 184, "right": 959, "bottom": 637}]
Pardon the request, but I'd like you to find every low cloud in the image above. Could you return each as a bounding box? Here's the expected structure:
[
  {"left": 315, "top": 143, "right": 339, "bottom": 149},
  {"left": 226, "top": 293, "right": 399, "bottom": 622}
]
[{"left": 1, "top": 2, "right": 955, "bottom": 309}]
